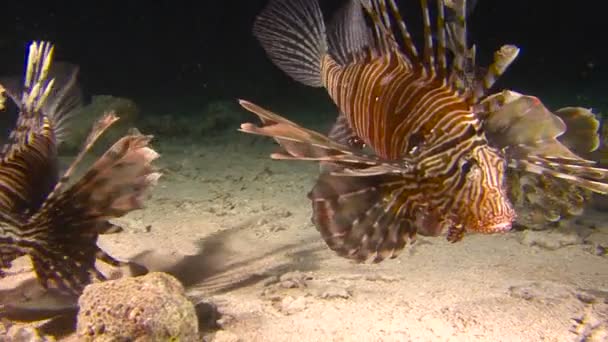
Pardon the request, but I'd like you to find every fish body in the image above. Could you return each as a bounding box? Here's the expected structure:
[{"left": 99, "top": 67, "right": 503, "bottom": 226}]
[
  {"left": 241, "top": 0, "right": 608, "bottom": 262},
  {"left": 0, "top": 42, "right": 161, "bottom": 296}
]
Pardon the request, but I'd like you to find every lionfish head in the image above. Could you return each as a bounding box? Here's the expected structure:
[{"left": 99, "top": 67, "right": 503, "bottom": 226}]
[{"left": 455, "top": 145, "right": 515, "bottom": 235}]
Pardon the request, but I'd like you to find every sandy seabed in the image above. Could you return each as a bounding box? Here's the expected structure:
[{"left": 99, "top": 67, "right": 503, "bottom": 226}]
[{"left": 1, "top": 129, "right": 607, "bottom": 342}]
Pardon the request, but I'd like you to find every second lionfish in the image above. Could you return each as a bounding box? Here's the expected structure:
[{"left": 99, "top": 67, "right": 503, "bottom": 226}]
[
  {"left": 239, "top": 0, "right": 608, "bottom": 262},
  {"left": 0, "top": 42, "right": 160, "bottom": 296}
]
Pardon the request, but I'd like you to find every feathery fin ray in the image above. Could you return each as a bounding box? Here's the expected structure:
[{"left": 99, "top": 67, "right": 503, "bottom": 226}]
[{"left": 0, "top": 41, "right": 160, "bottom": 295}]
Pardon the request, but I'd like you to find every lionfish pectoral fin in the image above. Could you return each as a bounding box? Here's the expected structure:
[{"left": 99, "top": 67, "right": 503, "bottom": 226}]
[
  {"left": 329, "top": 164, "right": 407, "bottom": 177},
  {"left": 505, "top": 167, "right": 591, "bottom": 229},
  {"left": 27, "top": 130, "right": 160, "bottom": 295},
  {"left": 309, "top": 172, "right": 417, "bottom": 263},
  {"left": 508, "top": 156, "right": 608, "bottom": 195},
  {"left": 446, "top": 224, "right": 465, "bottom": 243},
  {"left": 45, "top": 111, "right": 119, "bottom": 199},
  {"left": 28, "top": 244, "right": 102, "bottom": 296},
  {"left": 238, "top": 99, "right": 395, "bottom": 168}
]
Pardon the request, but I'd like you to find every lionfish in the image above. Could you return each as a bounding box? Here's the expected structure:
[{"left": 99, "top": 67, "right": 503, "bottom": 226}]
[
  {"left": 238, "top": 0, "right": 608, "bottom": 262},
  {"left": 0, "top": 41, "right": 161, "bottom": 295}
]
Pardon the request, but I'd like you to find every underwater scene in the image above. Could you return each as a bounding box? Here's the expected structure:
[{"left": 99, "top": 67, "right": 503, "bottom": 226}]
[{"left": 0, "top": 0, "right": 606, "bottom": 341}]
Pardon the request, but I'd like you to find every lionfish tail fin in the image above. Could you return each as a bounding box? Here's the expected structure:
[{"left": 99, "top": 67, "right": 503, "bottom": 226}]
[
  {"left": 253, "top": 0, "right": 327, "bottom": 87},
  {"left": 27, "top": 130, "right": 161, "bottom": 295},
  {"left": 309, "top": 172, "right": 416, "bottom": 263}
]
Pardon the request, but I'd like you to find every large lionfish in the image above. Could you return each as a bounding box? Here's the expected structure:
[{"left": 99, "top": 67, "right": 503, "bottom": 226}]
[
  {"left": 0, "top": 41, "right": 160, "bottom": 296},
  {"left": 238, "top": 0, "right": 608, "bottom": 262}
]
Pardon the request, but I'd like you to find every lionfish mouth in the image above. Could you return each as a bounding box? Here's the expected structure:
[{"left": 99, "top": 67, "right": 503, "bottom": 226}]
[
  {"left": 475, "top": 219, "right": 513, "bottom": 234},
  {"left": 487, "top": 221, "right": 512, "bottom": 232}
]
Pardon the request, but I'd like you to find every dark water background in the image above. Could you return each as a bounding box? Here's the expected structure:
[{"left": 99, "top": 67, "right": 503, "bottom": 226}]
[{"left": 0, "top": 0, "right": 605, "bottom": 118}]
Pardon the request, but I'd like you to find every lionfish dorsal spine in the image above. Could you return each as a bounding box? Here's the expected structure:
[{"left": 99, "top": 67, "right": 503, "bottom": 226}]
[
  {"left": 420, "top": 0, "right": 436, "bottom": 75},
  {"left": 446, "top": 0, "right": 468, "bottom": 90},
  {"left": 435, "top": 0, "right": 448, "bottom": 79},
  {"left": 22, "top": 42, "right": 55, "bottom": 115},
  {"left": 473, "top": 45, "right": 520, "bottom": 102}
]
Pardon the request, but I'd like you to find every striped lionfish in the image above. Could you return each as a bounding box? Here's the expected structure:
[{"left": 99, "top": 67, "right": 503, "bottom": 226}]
[
  {"left": 238, "top": 0, "right": 608, "bottom": 262},
  {"left": 0, "top": 41, "right": 161, "bottom": 296}
]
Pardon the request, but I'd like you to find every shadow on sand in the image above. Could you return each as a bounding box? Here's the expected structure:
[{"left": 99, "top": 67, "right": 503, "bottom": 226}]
[{"left": 0, "top": 219, "right": 325, "bottom": 338}]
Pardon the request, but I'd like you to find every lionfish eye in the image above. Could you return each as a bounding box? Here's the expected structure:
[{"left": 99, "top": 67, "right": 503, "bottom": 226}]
[
  {"left": 407, "top": 131, "right": 425, "bottom": 155},
  {"left": 347, "top": 136, "right": 365, "bottom": 149},
  {"left": 461, "top": 159, "right": 476, "bottom": 174}
]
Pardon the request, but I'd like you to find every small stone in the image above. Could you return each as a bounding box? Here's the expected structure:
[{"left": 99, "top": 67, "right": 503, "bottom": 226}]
[
  {"left": 279, "top": 271, "right": 312, "bottom": 289},
  {"left": 316, "top": 286, "right": 352, "bottom": 299},
  {"left": 76, "top": 272, "right": 198, "bottom": 341},
  {"left": 577, "top": 291, "right": 598, "bottom": 304},
  {"left": 280, "top": 296, "right": 308, "bottom": 315},
  {"left": 275, "top": 208, "right": 292, "bottom": 218},
  {"left": 262, "top": 275, "right": 279, "bottom": 287},
  {"left": 508, "top": 281, "right": 573, "bottom": 304},
  {"left": 6, "top": 326, "right": 53, "bottom": 342}
]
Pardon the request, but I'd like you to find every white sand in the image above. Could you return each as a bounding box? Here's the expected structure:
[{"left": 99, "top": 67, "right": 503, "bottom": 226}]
[{"left": 1, "top": 131, "right": 607, "bottom": 341}]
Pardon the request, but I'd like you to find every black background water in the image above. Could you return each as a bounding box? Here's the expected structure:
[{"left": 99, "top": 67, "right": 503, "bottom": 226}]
[{"left": 0, "top": 0, "right": 604, "bottom": 115}]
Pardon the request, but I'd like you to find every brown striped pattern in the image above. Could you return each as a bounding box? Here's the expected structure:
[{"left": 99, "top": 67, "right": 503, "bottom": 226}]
[
  {"left": 0, "top": 117, "right": 57, "bottom": 216},
  {"left": 318, "top": 31, "right": 514, "bottom": 237},
  {"left": 246, "top": 0, "right": 519, "bottom": 261},
  {"left": 0, "top": 42, "right": 161, "bottom": 295}
]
